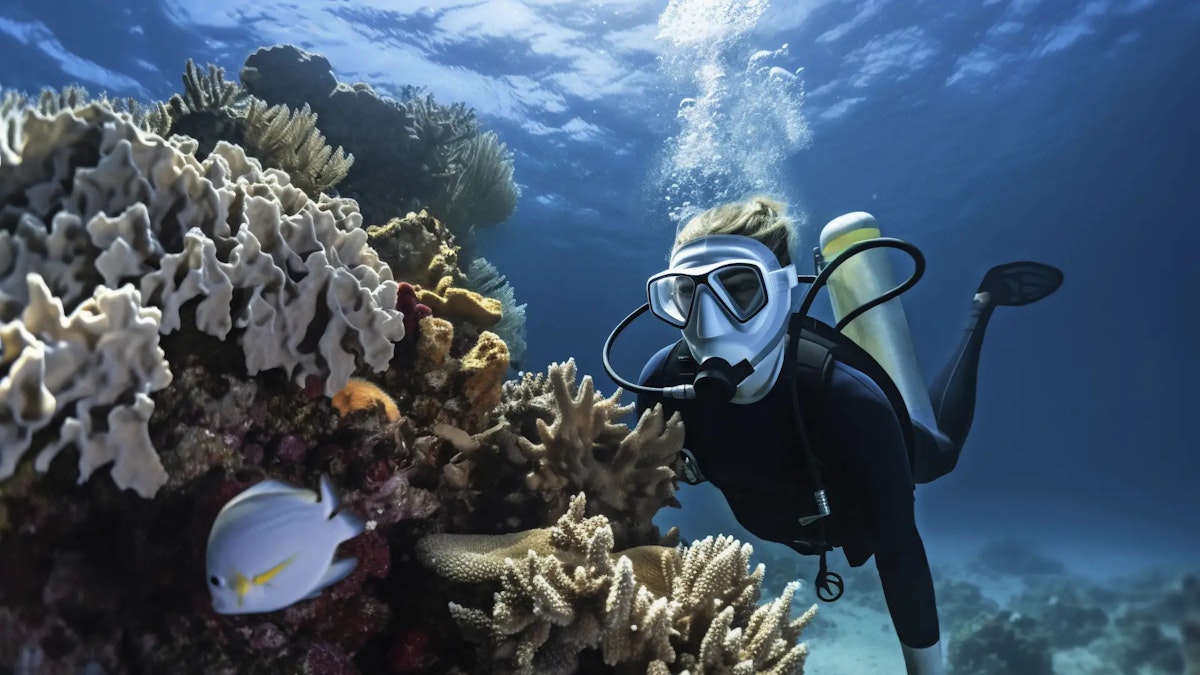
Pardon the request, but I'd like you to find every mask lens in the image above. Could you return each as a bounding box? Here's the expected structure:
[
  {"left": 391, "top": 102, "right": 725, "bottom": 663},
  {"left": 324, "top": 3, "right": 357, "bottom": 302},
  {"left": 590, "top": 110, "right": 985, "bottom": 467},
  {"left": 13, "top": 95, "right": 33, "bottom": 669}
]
[
  {"left": 648, "top": 274, "right": 695, "bottom": 326},
  {"left": 714, "top": 265, "right": 765, "bottom": 320}
]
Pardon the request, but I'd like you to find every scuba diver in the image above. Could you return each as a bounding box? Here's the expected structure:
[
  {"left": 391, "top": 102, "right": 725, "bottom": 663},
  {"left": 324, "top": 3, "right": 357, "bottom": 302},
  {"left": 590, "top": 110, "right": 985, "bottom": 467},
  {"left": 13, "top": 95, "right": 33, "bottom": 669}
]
[{"left": 601, "top": 197, "right": 1063, "bottom": 675}]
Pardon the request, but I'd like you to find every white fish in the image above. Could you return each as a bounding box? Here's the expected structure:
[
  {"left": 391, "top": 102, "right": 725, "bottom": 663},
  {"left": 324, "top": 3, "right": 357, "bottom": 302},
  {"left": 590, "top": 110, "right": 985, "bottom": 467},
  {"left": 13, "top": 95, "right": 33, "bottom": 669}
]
[{"left": 205, "top": 474, "right": 364, "bottom": 614}]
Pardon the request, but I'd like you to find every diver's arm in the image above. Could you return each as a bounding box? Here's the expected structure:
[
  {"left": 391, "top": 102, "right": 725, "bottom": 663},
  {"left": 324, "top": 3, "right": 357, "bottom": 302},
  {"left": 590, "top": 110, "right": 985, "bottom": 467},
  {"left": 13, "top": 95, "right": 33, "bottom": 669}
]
[{"left": 825, "top": 364, "right": 944, "bottom": 675}]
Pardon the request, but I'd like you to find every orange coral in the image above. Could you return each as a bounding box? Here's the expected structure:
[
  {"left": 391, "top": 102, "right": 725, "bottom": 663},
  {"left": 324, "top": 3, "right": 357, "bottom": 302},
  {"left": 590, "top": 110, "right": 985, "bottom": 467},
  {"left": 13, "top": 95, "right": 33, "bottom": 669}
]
[
  {"left": 331, "top": 378, "right": 400, "bottom": 423},
  {"left": 460, "top": 331, "right": 510, "bottom": 413}
]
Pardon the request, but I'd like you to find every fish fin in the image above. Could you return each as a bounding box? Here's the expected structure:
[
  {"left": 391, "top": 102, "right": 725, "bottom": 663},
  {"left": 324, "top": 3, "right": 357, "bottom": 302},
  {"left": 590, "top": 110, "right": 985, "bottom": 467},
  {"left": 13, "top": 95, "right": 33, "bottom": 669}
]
[
  {"left": 335, "top": 510, "right": 365, "bottom": 540},
  {"left": 318, "top": 473, "right": 340, "bottom": 518},
  {"left": 318, "top": 557, "right": 358, "bottom": 591},
  {"left": 225, "top": 479, "right": 313, "bottom": 511}
]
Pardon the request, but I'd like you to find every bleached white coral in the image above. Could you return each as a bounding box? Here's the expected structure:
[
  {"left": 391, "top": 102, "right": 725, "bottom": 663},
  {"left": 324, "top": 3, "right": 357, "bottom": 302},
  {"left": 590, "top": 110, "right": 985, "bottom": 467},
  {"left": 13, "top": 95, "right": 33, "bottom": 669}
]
[
  {"left": 0, "top": 101, "right": 404, "bottom": 398},
  {"left": 0, "top": 274, "right": 172, "bottom": 497}
]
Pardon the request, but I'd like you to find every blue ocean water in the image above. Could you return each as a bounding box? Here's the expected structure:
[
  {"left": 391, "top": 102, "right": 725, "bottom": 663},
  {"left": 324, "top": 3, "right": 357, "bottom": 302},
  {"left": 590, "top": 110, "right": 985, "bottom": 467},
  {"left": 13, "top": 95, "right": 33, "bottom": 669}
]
[{"left": 1, "top": 0, "right": 1197, "bottom": 667}]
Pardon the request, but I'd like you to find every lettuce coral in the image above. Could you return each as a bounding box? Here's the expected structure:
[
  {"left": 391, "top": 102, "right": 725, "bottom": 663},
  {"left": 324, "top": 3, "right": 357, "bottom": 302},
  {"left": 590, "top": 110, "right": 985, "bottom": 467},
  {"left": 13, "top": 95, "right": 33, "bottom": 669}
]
[
  {"left": 0, "top": 274, "right": 172, "bottom": 497},
  {"left": 0, "top": 99, "right": 405, "bottom": 492}
]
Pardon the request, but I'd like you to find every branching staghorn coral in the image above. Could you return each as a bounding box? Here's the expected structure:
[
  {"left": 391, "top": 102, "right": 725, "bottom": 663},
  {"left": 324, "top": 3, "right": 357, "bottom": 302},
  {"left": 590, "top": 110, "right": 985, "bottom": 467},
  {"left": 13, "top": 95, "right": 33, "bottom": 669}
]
[
  {"left": 482, "top": 358, "right": 683, "bottom": 546},
  {"left": 416, "top": 493, "right": 816, "bottom": 674}
]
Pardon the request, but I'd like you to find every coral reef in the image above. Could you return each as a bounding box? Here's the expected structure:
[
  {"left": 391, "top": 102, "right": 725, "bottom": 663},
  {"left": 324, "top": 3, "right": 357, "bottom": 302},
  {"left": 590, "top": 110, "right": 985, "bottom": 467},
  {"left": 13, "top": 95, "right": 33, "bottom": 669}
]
[
  {"left": 417, "top": 492, "right": 816, "bottom": 674},
  {"left": 240, "top": 44, "right": 519, "bottom": 233},
  {"left": 140, "top": 59, "right": 354, "bottom": 195},
  {"left": 1012, "top": 578, "right": 1109, "bottom": 649},
  {"left": 0, "top": 47, "right": 812, "bottom": 675},
  {"left": 0, "top": 100, "right": 405, "bottom": 493},
  {"left": 935, "top": 578, "right": 1000, "bottom": 628}
]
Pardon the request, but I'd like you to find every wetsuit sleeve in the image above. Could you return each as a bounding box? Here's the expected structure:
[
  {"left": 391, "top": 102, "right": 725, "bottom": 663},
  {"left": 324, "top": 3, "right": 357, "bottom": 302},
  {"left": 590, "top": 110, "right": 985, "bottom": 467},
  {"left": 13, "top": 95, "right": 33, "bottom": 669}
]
[
  {"left": 825, "top": 363, "right": 940, "bottom": 649},
  {"left": 635, "top": 345, "right": 675, "bottom": 416}
]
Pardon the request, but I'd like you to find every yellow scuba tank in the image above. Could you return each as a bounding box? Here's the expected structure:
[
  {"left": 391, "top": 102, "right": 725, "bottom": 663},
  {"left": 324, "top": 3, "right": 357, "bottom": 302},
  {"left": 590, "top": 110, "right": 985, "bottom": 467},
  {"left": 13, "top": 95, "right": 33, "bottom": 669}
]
[{"left": 818, "top": 212, "right": 935, "bottom": 427}]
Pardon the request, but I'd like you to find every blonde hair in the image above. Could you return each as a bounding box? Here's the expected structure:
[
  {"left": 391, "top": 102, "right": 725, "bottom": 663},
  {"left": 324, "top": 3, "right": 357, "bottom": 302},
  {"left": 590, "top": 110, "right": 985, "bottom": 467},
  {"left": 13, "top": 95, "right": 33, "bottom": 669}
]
[{"left": 673, "top": 195, "right": 797, "bottom": 266}]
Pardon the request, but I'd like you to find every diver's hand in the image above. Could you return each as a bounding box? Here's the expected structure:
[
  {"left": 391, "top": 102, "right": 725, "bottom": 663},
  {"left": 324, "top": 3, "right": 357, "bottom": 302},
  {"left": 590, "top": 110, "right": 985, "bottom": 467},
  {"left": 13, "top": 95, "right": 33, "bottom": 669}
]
[{"left": 901, "top": 641, "right": 945, "bottom": 675}]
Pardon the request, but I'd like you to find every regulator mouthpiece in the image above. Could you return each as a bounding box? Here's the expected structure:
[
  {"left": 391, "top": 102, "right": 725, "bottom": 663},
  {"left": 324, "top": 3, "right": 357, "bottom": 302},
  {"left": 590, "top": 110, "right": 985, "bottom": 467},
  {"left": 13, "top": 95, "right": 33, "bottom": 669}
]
[{"left": 693, "top": 357, "right": 753, "bottom": 402}]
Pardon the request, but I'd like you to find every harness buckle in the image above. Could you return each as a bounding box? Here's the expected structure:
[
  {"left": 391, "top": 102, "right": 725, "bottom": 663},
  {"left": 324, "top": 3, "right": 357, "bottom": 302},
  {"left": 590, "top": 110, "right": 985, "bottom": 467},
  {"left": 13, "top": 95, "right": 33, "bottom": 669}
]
[
  {"left": 677, "top": 449, "right": 706, "bottom": 485},
  {"left": 797, "top": 488, "right": 832, "bottom": 526}
]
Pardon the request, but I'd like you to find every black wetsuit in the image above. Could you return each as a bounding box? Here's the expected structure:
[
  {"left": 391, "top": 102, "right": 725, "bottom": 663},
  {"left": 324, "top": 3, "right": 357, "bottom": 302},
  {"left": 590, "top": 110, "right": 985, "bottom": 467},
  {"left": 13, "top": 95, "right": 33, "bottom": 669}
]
[
  {"left": 637, "top": 348, "right": 940, "bottom": 648},
  {"left": 632, "top": 263, "right": 1058, "bottom": 652},
  {"left": 634, "top": 297, "right": 1005, "bottom": 650}
]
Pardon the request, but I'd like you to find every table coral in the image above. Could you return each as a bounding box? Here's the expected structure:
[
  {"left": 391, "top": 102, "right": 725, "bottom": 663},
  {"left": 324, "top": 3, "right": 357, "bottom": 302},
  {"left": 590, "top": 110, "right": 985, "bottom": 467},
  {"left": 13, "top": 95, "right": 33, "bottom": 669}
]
[{"left": 0, "top": 50, "right": 820, "bottom": 675}]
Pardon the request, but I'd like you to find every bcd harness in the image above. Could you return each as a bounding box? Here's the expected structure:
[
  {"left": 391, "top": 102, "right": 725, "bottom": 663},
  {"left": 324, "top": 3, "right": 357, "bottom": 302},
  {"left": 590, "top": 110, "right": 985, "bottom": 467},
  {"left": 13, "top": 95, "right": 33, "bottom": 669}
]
[{"left": 650, "top": 313, "right": 918, "bottom": 603}]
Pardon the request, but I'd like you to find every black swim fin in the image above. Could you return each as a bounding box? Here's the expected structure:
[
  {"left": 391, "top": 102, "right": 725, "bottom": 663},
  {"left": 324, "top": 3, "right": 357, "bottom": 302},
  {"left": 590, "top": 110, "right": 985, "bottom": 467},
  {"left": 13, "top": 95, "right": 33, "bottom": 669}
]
[{"left": 977, "top": 261, "right": 1063, "bottom": 306}]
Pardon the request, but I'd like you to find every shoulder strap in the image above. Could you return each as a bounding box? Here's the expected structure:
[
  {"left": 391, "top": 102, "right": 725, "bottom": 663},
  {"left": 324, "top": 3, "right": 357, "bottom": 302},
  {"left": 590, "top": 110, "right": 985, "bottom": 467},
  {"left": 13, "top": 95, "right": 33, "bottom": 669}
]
[{"left": 795, "top": 317, "right": 917, "bottom": 479}]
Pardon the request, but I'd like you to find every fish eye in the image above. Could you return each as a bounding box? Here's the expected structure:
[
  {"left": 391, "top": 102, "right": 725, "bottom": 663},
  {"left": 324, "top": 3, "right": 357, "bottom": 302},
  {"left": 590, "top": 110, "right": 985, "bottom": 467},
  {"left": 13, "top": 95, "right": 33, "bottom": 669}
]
[{"left": 209, "top": 575, "right": 223, "bottom": 587}]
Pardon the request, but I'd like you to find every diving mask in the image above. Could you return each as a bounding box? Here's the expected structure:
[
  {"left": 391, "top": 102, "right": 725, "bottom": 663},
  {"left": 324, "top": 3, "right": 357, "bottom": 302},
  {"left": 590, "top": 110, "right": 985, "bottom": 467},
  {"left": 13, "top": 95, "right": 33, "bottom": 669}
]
[{"left": 647, "top": 235, "right": 801, "bottom": 403}]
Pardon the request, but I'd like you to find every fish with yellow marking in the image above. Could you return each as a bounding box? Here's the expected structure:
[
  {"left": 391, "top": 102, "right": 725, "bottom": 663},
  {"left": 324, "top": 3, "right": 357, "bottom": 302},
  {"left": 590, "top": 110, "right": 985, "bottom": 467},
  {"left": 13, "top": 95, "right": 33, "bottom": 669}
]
[{"left": 205, "top": 474, "right": 364, "bottom": 614}]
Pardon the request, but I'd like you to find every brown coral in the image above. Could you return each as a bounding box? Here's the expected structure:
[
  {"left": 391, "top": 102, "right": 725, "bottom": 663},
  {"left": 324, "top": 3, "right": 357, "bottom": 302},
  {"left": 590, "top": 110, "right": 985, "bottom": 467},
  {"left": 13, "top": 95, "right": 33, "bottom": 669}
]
[
  {"left": 500, "top": 359, "right": 683, "bottom": 546},
  {"left": 460, "top": 331, "right": 509, "bottom": 413},
  {"left": 367, "top": 210, "right": 458, "bottom": 283},
  {"left": 418, "top": 286, "right": 503, "bottom": 329},
  {"left": 416, "top": 493, "right": 815, "bottom": 675}
]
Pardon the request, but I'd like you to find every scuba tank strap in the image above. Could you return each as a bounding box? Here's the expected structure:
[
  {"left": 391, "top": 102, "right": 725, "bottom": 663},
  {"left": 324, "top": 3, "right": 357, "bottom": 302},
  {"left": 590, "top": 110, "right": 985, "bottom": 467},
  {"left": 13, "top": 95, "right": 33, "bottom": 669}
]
[{"left": 783, "top": 316, "right": 845, "bottom": 602}]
